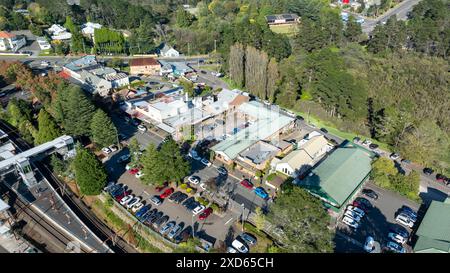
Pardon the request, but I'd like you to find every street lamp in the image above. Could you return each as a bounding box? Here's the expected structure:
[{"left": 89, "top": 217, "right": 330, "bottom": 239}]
[
  {"left": 192, "top": 214, "right": 195, "bottom": 239},
  {"left": 241, "top": 203, "right": 245, "bottom": 232}
]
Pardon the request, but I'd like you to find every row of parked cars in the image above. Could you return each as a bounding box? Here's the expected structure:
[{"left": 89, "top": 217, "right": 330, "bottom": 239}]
[
  {"left": 240, "top": 179, "right": 269, "bottom": 200},
  {"left": 226, "top": 233, "right": 257, "bottom": 253},
  {"left": 423, "top": 168, "right": 450, "bottom": 186}
]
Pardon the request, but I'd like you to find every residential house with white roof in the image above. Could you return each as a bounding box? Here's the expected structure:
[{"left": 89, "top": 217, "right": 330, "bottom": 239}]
[
  {"left": 159, "top": 44, "right": 180, "bottom": 58},
  {"left": 36, "top": 37, "right": 51, "bottom": 50},
  {"left": 0, "top": 31, "right": 26, "bottom": 52},
  {"left": 47, "top": 24, "right": 72, "bottom": 41}
]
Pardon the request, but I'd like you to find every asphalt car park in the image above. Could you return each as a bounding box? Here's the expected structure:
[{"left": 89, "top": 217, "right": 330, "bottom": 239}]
[{"left": 336, "top": 182, "right": 420, "bottom": 253}]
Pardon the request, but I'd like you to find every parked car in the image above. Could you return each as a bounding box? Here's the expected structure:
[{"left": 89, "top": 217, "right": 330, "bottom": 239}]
[
  {"left": 390, "top": 225, "right": 410, "bottom": 240},
  {"left": 353, "top": 137, "right": 361, "bottom": 143},
  {"left": 388, "top": 232, "right": 407, "bottom": 245},
  {"left": 188, "top": 176, "right": 200, "bottom": 185},
  {"left": 189, "top": 150, "right": 202, "bottom": 161},
  {"left": 168, "top": 222, "right": 185, "bottom": 240},
  {"left": 240, "top": 179, "right": 254, "bottom": 190},
  {"left": 110, "top": 185, "right": 126, "bottom": 197},
  {"left": 199, "top": 207, "right": 213, "bottom": 220},
  {"left": 200, "top": 158, "right": 212, "bottom": 167},
  {"left": 386, "top": 241, "right": 406, "bottom": 253},
  {"left": 131, "top": 202, "right": 144, "bottom": 213},
  {"left": 217, "top": 167, "right": 227, "bottom": 176},
  {"left": 115, "top": 190, "right": 131, "bottom": 202},
  {"left": 106, "top": 183, "right": 121, "bottom": 194},
  {"left": 126, "top": 196, "right": 141, "bottom": 209},
  {"left": 401, "top": 159, "right": 412, "bottom": 164},
  {"left": 399, "top": 206, "right": 417, "bottom": 222},
  {"left": 129, "top": 168, "right": 140, "bottom": 175},
  {"left": 369, "top": 143, "right": 379, "bottom": 149},
  {"left": 155, "top": 182, "right": 169, "bottom": 192},
  {"left": 346, "top": 205, "right": 365, "bottom": 218},
  {"left": 182, "top": 197, "right": 195, "bottom": 209},
  {"left": 226, "top": 247, "right": 238, "bottom": 253},
  {"left": 395, "top": 213, "right": 414, "bottom": 228},
  {"left": 362, "top": 139, "right": 372, "bottom": 146},
  {"left": 344, "top": 210, "right": 362, "bottom": 222},
  {"left": 423, "top": 167, "right": 434, "bottom": 175},
  {"left": 168, "top": 191, "right": 182, "bottom": 202},
  {"left": 102, "top": 147, "right": 112, "bottom": 154},
  {"left": 159, "top": 221, "right": 176, "bottom": 235},
  {"left": 362, "top": 188, "right": 379, "bottom": 200},
  {"left": 137, "top": 124, "right": 147, "bottom": 132},
  {"left": 342, "top": 216, "right": 359, "bottom": 229},
  {"left": 390, "top": 153, "right": 400, "bottom": 160},
  {"left": 109, "top": 145, "right": 118, "bottom": 152},
  {"left": 153, "top": 215, "right": 169, "bottom": 229},
  {"left": 143, "top": 209, "right": 157, "bottom": 222},
  {"left": 436, "top": 173, "right": 447, "bottom": 183},
  {"left": 254, "top": 187, "right": 269, "bottom": 199},
  {"left": 239, "top": 233, "right": 257, "bottom": 246},
  {"left": 160, "top": 188, "right": 174, "bottom": 199},
  {"left": 150, "top": 195, "right": 162, "bottom": 206},
  {"left": 231, "top": 239, "right": 249, "bottom": 253},
  {"left": 146, "top": 210, "right": 161, "bottom": 225},
  {"left": 186, "top": 200, "right": 199, "bottom": 211},
  {"left": 352, "top": 197, "right": 372, "bottom": 212},
  {"left": 135, "top": 205, "right": 151, "bottom": 219},
  {"left": 192, "top": 205, "right": 206, "bottom": 215},
  {"left": 320, "top": 128, "right": 328, "bottom": 134},
  {"left": 120, "top": 195, "right": 134, "bottom": 206},
  {"left": 135, "top": 171, "right": 144, "bottom": 179},
  {"left": 150, "top": 211, "right": 163, "bottom": 224},
  {"left": 364, "top": 236, "right": 375, "bottom": 253},
  {"left": 199, "top": 183, "right": 207, "bottom": 191},
  {"left": 174, "top": 226, "right": 193, "bottom": 244},
  {"left": 117, "top": 154, "right": 131, "bottom": 164},
  {"left": 175, "top": 193, "right": 188, "bottom": 204}
]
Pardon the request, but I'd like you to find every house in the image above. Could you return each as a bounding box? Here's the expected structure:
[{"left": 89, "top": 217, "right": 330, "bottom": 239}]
[
  {"left": 129, "top": 58, "right": 161, "bottom": 76},
  {"left": 47, "top": 24, "right": 72, "bottom": 41},
  {"left": 265, "top": 175, "right": 286, "bottom": 193},
  {"left": 159, "top": 44, "right": 180, "bottom": 58},
  {"left": 273, "top": 135, "right": 330, "bottom": 177},
  {"left": 296, "top": 142, "right": 374, "bottom": 213},
  {"left": 0, "top": 31, "right": 26, "bottom": 52},
  {"left": 265, "top": 14, "right": 300, "bottom": 25},
  {"left": 82, "top": 22, "right": 102, "bottom": 36},
  {"left": 212, "top": 101, "right": 295, "bottom": 165},
  {"left": 202, "top": 89, "right": 247, "bottom": 116},
  {"left": 158, "top": 61, "right": 193, "bottom": 76},
  {"left": 414, "top": 199, "right": 450, "bottom": 253},
  {"left": 36, "top": 37, "right": 51, "bottom": 50},
  {"left": 237, "top": 141, "right": 281, "bottom": 175}
]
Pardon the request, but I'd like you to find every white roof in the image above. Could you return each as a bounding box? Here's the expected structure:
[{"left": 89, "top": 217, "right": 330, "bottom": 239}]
[
  {"left": 82, "top": 22, "right": 102, "bottom": 35},
  {"left": 47, "top": 24, "right": 67, "bottom": 35},
  {"left": 0, "top": 198, "right": 10, "bottom": 212}
]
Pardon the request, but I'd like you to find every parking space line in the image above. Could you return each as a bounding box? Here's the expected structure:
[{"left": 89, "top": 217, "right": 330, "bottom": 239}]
[{"left": 224, "top": 218, "right": 234, "bottom": 225}]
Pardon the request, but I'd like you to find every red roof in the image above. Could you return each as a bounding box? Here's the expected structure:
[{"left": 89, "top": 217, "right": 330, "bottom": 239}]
[
  {"left": 129, "top": 58, "right": 160, "bottom": 67},
  {"left": 58, "top": 71, "right": 71, "bottom": 80},
  {"left": 0, "top": 31, "right": 16, "bottom": 39}
]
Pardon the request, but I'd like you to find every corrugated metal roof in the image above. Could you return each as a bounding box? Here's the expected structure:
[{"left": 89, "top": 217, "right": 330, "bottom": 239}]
[{"left": 299, "top": 147, "right": 372, "bottom": 207}]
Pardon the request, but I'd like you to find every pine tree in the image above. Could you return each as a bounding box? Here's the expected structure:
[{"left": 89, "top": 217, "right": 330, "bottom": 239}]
[
  {"left": 35, "top": 109, "right": 61, "bottom": 145},
  {"left": 344, "top": 16, "right": 363, "bottom": 42},
  {"left": 90, "top": 109, "right": 117, "bottom": 148},
  {"left": 73, "top": 146, "right": 107, "bottom": 196}
]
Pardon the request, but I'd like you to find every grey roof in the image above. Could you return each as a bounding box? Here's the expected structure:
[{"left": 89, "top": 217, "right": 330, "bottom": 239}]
[
  {"left": 240, "top": 141, "right": 280, "bottom": 164},
  {"left": 64, "top": 55, "right": 98, "bottom": 72}
]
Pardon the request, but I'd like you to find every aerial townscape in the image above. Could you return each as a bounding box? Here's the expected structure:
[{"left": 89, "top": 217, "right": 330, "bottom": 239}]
[{"left": 0, "top": 0, "right": 449, "bottom": 256}]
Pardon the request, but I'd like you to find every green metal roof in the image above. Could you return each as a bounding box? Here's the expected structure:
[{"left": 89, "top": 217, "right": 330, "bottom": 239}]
[
  {"left": 298, "top": 147, "right": 373, "bottom": 207},
  {"left": 414, "top": 201, "right": 450, "bottom": 253}
]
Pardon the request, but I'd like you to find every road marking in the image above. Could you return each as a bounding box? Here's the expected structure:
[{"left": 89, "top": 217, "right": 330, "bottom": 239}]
[
  {"left": 143, "top": 191, "right": 150, "bottom": 196},
  {"left": 224, "top": 218, "right": 234, "bottom": 225}
]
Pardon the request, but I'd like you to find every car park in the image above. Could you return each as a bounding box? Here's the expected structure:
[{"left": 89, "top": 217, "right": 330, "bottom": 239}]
[
  {"left": 117, "top": 154, "right": 131, "bottom": 164},
  {"left": 386, "top": 241, "right": 406, "bottom": 253},
  {"left": 231, "top": 239, "right": 249, "bottom": 253},
  {"left": 239, "top": 233, "right": 257, "bottom": 246},
  {"left": 364, "top": 236, "right": 375, "bottom": 253},
  {"left": 159, "top": 221, "right": 176, "bottom": 235},
  {"left": 120, "top": 194, "right": 134, "bottom": 206},
  {"left": 395, "top": 213, "right": 414, "bottom": 228},
  {"left": 102, "top": 147, "right": 112, "bottom": 154},
  {"left": 188, "top": 176, "right": 200, "bottom": 185},
  {"left": 199, "top": 208, "right": 213, "bottom": 220},
  {"left": 217, "top": 167, "right": 227, "bottom": 176},
  {"left": 160, "top": 188, "right": 174, "bottom": 199},
  {"left": 362, "top": 188, "right": 378, "bottom": 200},
  {"left": 200, "top": 158, "right": 212, "bottom": 167},
  {"left": 240, "top": 179, "right": 254, "bottom": 190},
  {"left": 192, "top": 205, "right": 206, "bottom": 215},
  {"left": 150, "top": 195, "right": 162, "bottom": 206},
  {"left": 388, "top": 232, "right": 407, "bottom": 245},
  {"left": 168, "top": 222, "right": 185, "bottom": 240},
  {"left": 254, "top": 187, "right": 269, "bottom": 199},
  {"left": 153, "top": 215, "right": 169, "bottom": 229},
  {"left": 342, "top": 216, "right": 359, "bottom": 229}
]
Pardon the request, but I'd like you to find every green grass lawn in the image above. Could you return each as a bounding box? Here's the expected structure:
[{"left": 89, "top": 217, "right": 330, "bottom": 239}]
[
  {"left": 241, "top": 222, "right": 274, "bottom": 253},
  {"left": 269, "top": 24, "right": 298, "bottom": 36}
]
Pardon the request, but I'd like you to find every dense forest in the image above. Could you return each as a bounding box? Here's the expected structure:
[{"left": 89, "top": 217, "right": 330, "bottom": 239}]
[{"left": 0, "top": 0, "right": 449, "bottom": 174}]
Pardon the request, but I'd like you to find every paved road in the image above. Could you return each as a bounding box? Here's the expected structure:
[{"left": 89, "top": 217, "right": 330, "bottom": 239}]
[
  {"left": 361, "top": 0, "right": 422, "bottom": 33},
  {"left": 0, "top": 245, "right": 8, "bottom": 253}
]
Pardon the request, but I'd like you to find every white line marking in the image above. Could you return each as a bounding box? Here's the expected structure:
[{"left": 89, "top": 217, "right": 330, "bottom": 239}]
[{"left": 224, "top": 218, "right": 234, "bottom": 225}]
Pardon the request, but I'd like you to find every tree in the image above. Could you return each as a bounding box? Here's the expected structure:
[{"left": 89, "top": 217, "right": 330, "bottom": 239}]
[
  {"left": 90, "top": 109, "right": 118, "bottom": 148},
  {"left": 245, "top": 46, "right": 269, "bottom": 99},
  {"left": 176, "top": 7, "right": 195, "bottom": 27},
  {"left": 344, "top": 16, "right": 363, "bottom": 42},
  {"left": 179, "top": 79, "right": 195, "bottom": 98},
  {"left": 73, "top": 146, "right": 107, "bottom": 196},
  {"left": 266, "top": 58, "right": 279, "bottom": 103},
  {"left": 266, "top": 187, "right": 334, "bottom": 252},
  {"left": 140, "top": 143, "right": 164, "bottom": 185},
  {"left": 158, "top": 138, "right": 191, "bottom": 184},
  {"left": 35, "top": 109, "right": 61, "bottom": 145},
  {"left": 128, "top": 137, "right": 141, "bottom": 167},
  {"left": 229, "top": 43, "right": 245, "bottom": 88},
  {"left": 253, "top": 207, "right": 266, "bottom": 231}
]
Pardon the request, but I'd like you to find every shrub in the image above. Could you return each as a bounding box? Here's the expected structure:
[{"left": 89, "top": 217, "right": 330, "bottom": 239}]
[
  {"left": 210, "top": 203, "right": 220, "bottom": 212},
  {"left": 186, "top": 188, "right": 192, "bottom": 193},
  {"left": 180, "top": 183, "right": 188, "bottom": 189}
]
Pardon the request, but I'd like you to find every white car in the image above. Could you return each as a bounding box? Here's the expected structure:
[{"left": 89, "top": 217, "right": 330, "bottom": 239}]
[
  {"left": 390, "top": 153, "right": 400, "bottom": 160},
  {"left": 201, "top": 158, "right": 212, "bottom": 167},
  {"left": 344, "top": 210, "right": 362, "bottom": 222},
  {"left": 362, "top": 139, "right": 372, "bottom": 146},
  {"left": 231, "top": 239, "right": 249, "bottom": 253},
  {"left": 40, "top": 61, "right": 49, "bottom": 67},
  {"left": 388, "top": 232, "right": 407, "bottom": 244},
  {"left": 102, "top": 147, "right": 112, "bottom": 154},
  {"left": 125, "top": 164, "right": 133, "bottom": 170},
  {"left": 364, "top": 236, "right": 375, "bottom": 253},
  {"left": 395, "top": 213, "right": 414, "bottom": 228},
  {"left": 126, "top": 197, "right": 141, "bottom": 209},
  {"left": 188, "top": 176, "right": 200, "bottom": 185},
  {"left": 109, "top": 145, "right": 118, "bottom": 152},
  {"left": 135, "top": 171, "right": 144, "bottom": 179},
  {"left": 342, "top": 216, "right": 359, "bottom": 229},
  {"left": 189, "top": 150, "right": 201, "bottom": 161},
  {"left": 217, "top": 167, "right": 227, "bottom": 176},
  {"left": 346, "top": 205, "right": 365, "bottom": 218},
  {"left": 131, "top": 202, "right": 144, "bottom": 213},
  {"left": 137, "top": 125, "right": 147, "bottom": 132},
  {"left": 199, "top": 183, "right": 207, "bottom": 191},
  {"left": 120, "top": 195, "right": 134, "bottom": 206},
  {"left": 192, "top": 205, "right": 206, "bottom": 215},
  {"left": 226, "top": 246, "right": 238, "bottom": 253}
]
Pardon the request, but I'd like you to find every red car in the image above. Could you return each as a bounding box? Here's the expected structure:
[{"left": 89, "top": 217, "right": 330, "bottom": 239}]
[
  {"left": 129, "top": 168, "right": 140, "bottom": 175},
  {"left": 115, "top": 190, "right": 131, "bottom": 202},
  {"left": 240, "top": 179, "right": 254, "bottom": 189},
  {"left": 159, "top": 187, "right": 174, "bottom": 199},
  {"left": 199, "top": 207, "right": 213, "bottom": 220},
  {"left": 155, "top": 182, "right": 169, "bottom": 192}
]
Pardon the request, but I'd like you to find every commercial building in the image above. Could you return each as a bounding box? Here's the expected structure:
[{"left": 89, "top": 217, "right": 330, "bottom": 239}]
[
  {"left": 296, "top": 142, "right": 374, "bottom": 213},
  {"left": 414, "top": 199, "right": 450, "bottom": 253},
  {"left": 0, "top": 31, "right": 26, "bottom": 52},
  {"left": 129, "top": 58, "right": 161, "bottom": 76}
]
